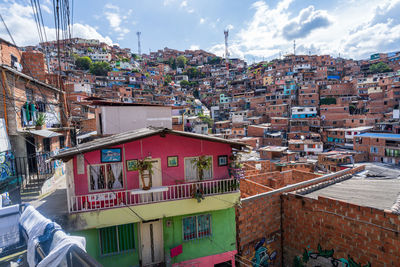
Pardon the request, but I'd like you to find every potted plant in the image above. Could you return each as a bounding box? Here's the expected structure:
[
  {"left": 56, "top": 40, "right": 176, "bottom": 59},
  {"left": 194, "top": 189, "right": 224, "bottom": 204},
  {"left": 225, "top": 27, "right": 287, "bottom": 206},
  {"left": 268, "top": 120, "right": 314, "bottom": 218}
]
[
  {"left": 191, "top": 156, "right": 212, "bottom": 181},
  {"left": 35, "top": 113, "right": 46, "bottom": 130},
  {"left": 137, "top": 158, "right": 153, "bottom": 190}
]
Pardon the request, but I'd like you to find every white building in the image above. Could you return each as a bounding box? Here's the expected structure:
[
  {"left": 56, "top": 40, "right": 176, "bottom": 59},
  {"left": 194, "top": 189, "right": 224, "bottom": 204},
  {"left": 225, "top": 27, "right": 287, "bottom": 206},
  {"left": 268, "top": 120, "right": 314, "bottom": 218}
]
[
  {"left": 291, "top": 106, "right": 317, "bottom": 119},
  {"left": 96, "top": 103, "right": 172, "bottom": 135},
  {"left": 88, "top": 51, "right": 111, "bottom": 62},
  {"left": 344, "top": 126, "right": 373, "bottom": 148}
]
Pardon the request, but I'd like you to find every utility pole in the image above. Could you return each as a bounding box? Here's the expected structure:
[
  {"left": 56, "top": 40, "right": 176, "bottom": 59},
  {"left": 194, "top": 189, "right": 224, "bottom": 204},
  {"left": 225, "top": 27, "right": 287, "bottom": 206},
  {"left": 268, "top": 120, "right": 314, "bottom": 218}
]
[{"left": 136, "top": 31, "right": 141, "bottom": 56}]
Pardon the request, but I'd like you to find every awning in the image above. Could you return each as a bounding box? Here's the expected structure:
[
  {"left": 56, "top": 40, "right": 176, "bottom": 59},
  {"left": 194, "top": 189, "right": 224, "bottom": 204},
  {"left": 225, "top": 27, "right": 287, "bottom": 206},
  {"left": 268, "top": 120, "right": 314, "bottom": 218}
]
[
  {"left": 76, "top": 131, "right": 97, "bottom": 140},
  {"left": 30, "top": 129, "right": 62, "bottom": 138}
]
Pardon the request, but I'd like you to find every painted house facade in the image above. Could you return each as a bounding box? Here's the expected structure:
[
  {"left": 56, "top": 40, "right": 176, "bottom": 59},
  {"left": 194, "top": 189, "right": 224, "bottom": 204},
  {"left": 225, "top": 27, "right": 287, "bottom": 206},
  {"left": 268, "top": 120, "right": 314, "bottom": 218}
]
[{"left": 55, "top": 127, "right": 245, "bottom": 267}]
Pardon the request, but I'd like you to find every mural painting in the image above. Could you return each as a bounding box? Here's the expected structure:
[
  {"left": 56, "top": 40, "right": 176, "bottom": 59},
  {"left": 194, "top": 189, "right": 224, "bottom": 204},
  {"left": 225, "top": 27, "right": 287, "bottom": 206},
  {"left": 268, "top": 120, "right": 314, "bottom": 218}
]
[
  {"left": 0, "top": 151, "right": 15, "bottom": 181},
  {"left": 293, "top": 244, "right": 371, "bottom": 267},
  {"left": 251, "top": 236, "right": 277, "bottom": 267}
]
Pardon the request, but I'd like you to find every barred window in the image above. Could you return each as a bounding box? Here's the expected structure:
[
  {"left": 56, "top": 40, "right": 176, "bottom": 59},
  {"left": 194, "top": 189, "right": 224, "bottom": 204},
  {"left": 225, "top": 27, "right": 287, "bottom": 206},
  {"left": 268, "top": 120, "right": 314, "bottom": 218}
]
[
  {"left": 183, "top": 214, "right": 211, "bottom": 241},
  {"left": 99, "top": 223, "right": 135, "bottom": 256}
]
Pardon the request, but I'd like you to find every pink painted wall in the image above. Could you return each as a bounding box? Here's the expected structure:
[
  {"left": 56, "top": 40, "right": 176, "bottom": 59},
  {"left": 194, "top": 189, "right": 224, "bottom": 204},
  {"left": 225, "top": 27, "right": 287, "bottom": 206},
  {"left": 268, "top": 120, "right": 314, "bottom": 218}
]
[
  {"left": 73, "top": 134, "right": 233, "bottom": 196},
  {"left": 172, "top": 250, "right": 236, "bottom": 267}
]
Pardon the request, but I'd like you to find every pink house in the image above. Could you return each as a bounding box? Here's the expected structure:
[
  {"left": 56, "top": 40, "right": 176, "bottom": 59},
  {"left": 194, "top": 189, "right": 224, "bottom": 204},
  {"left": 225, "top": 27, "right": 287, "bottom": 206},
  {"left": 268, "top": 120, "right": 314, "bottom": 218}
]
[
  {"left": 55, "top": 127, "right": 245, "bottom": 267},
  {"left": 55, "top": 127, "right": 246, "bottom": 213}
]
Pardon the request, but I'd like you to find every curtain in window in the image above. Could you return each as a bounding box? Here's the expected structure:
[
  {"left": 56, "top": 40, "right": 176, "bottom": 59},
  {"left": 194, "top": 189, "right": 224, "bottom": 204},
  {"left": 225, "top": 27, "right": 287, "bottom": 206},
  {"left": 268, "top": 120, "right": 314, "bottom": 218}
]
[
  {"left": 184, "top": 158, "right": 198, "bottom": 181},
  {"left": 89, "top": 165, "right": 100, "bottom": 190},
  {"left": 197, "top": 214, "right": 211, "bottom": 238},
  {"left": 202, "top": 156, "right": 212, "bottom": 180},
  {"left": 111, "top": 163, "right": 123, "bottom": 189},
  {"left": 183, "top": 216, "right": 196, "bottom": 240}
]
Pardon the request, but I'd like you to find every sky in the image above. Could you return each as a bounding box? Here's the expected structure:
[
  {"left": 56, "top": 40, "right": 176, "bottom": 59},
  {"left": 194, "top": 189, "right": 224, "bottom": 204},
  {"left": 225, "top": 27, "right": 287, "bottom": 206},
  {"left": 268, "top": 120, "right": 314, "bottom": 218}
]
[{"left": 1, "top": 0, "right": 400, "bottom": 62}]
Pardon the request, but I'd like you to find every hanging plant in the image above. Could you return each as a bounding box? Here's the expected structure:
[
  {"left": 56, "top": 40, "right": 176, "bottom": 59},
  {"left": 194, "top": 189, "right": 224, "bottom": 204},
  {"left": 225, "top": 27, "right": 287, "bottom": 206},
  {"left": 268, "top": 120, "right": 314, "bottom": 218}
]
[
  {"left": 137, "top": 158, "right": 153, "bottom": 190},
  {"left": 191, "top": 185, "right": 205, "bottom": 203},
  {"left": 191, "top": 156, "right": 212, "bottom": 181}
]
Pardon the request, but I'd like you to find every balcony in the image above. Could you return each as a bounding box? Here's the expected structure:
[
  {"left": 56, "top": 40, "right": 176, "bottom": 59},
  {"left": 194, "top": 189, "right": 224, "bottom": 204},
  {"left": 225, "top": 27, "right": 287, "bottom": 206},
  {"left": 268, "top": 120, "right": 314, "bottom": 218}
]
[{"left": 69, "top": 178, "right": 239, "bottom": 213}]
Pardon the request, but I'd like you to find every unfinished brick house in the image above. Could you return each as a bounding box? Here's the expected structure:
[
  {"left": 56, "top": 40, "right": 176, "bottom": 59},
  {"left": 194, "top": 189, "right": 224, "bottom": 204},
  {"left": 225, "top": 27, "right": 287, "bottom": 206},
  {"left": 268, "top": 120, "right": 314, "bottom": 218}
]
[{"left": 0, "top": 65, "right": 70, "bottom": 158}]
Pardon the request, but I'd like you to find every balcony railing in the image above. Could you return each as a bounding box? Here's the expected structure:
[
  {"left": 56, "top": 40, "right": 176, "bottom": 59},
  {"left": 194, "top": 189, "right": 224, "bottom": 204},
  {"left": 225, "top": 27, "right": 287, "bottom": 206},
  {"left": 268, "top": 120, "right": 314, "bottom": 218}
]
[{"left": 69, "top": 178, "right": 239, "bottom": 213}]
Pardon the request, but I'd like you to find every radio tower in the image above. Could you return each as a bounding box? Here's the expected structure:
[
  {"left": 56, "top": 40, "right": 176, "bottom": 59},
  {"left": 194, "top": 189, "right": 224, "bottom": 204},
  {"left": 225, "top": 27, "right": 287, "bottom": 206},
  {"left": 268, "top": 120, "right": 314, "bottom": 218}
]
[
  {"left": 224, "top": 29, "right": 229, "bottom": 77},
  {"left": 224, "top": 30, "right": 229, "bottom": 60},
  {"left": 136, "top": 31, "right": 142, "bottom": 56}
]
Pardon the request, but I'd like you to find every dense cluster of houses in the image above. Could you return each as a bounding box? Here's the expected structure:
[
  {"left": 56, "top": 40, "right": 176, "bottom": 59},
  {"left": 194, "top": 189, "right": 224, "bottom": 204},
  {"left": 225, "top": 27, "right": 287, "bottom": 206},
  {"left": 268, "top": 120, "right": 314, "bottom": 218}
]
[{"left": 1, "top": 36, "right": 400, "bottom": 266}]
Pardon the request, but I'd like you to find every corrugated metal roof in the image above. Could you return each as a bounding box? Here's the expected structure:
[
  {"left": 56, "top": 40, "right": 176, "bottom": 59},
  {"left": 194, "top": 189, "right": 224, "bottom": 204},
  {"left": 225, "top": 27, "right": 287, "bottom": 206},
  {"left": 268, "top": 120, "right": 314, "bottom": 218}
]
[
  {"left": 53, "top": 127, "right": 247, "bottom": 160},
  {"left": 30, "top": 129, "right": 62, "bottom": 138},
  {"left": 355, "top": 132, "right": 400, "bottom": 139}
]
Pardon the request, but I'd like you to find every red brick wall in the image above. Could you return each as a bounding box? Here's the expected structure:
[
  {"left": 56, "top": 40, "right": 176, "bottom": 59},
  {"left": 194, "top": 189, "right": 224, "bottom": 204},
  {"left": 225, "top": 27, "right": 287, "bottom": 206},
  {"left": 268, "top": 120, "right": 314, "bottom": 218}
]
[
  {"left": 240, "top": 179, "right": 272, "bottom": 198},
  {"left": 236, "top": 166, "right": 366, "bottom": 266},
  {"left": 282, "top": 193, "right": 400, "bottom": 266}
]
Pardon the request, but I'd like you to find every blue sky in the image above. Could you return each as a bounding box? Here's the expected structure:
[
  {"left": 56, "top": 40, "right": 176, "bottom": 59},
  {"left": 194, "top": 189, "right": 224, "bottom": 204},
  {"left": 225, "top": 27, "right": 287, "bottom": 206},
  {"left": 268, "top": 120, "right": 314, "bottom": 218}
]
[{"left": 1, "top": 0, "right": 400, "bottom": 62}]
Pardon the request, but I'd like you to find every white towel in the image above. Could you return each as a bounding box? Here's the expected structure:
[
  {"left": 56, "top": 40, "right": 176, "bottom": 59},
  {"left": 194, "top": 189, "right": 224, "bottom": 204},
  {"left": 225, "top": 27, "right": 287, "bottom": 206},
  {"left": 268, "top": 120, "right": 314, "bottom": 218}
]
[
  {"left": 19, "top": 205, "right": 86, "bottom": 267},
  {"left": 20, "top": 205, "right": 51, "bottom": 267},
  {"left": 37, "top": 231, "right": 86, "bottom": 267}
]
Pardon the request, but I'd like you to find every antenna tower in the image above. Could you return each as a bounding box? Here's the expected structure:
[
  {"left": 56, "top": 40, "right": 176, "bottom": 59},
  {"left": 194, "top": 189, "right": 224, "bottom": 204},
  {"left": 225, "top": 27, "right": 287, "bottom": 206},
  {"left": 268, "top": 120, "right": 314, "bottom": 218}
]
[
  {"left": 293, "top": 40, "right": 296, "bottom": 55},
  {"left": 136, "top": 31, "right": 141, "bottom": 56},
  {"left": 224, "top": 30, "right": 229, "bottom": 60}
]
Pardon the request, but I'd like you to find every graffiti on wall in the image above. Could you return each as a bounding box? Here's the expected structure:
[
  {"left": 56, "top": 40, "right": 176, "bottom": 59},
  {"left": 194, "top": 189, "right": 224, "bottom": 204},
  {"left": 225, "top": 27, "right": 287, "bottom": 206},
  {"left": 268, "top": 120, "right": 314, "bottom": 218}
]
[
  {"left": 251, "top": 236, "right": 277, "bottom": 267},
  {"left": 293, "top": 244, "right": 371, "bottom": 267},
  {"left": 0, "top": 151, "right": 15, "bottom": 181}
]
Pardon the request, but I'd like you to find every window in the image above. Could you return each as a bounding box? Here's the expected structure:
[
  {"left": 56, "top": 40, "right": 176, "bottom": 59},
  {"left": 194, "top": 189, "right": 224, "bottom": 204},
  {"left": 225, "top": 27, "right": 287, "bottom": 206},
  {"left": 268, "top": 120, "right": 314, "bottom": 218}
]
[
  {"left": 59, "top": 136, "right": 65, "bottom": 149},
  {"left": 99, "top": 223, "right": 135, "bottom": 256},
  {"left": 183, "top": 214, "right": 211, "bottom": 241},
  {"left": 184, "top": 156, "right": 212, "bottom": 181},
  {"left": 88, "top": 163, "right": 124, "bottom": 191},
  {"left": 370, "top": 147, "right": 378, "bottom": 153},
  {"left": 43, "top": 138, "right": 51, "bottom": 152}
]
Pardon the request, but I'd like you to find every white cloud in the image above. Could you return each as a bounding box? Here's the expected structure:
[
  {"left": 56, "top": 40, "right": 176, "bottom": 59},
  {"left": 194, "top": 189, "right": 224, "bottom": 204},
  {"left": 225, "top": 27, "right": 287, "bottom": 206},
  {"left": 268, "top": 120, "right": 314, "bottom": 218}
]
[
  {"left": 0, "top": 2, "right": 115, "bottom": 46},
  {"left": 200, "top": 18, "right": 205, "bottom": 24},
  {"left": 180, "top": 0, "right": 187, "bottom": 8},
  {"left": 226, "top": 24, "right": 234, "bottom": 30},
  {"left": 190, "top": 44, "right": 200, "bottom": 50},
  {"left": 209, "top": 0, "right": 400, "bottom": 61},
  {"left": 103, "top": 4, "right": 131, "bottom": 40}
]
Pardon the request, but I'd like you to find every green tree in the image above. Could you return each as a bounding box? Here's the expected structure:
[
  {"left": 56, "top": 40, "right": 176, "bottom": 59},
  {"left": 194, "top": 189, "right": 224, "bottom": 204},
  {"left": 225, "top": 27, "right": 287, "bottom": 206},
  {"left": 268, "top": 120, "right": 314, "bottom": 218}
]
[
  {"left": 369, "top": 62, "right": 392, "bottom": 73},
  {"left": 193, "top": 89, "right": 200, "bottom": 99},
  {"left": 102, "top": 47, "right": 107, "bottom": 52},
  {"left": 186, "top": 67, "right": 205, "bottom": 79},
  {"left": 89, "top": 61, "right": 112, "bottom": 76},
  {"left": 75, "top": 56, "right": 92, "bottom": 70},
  {"left": 176, "top": 55, "right": 187, "bottom": 68},
  {"left": 208, "top": 57, "right": 222, "bottom": 65},
  {"left": 199, "top": 115, "right": 214, "bottom": 128},
  {"left": 164, "top": 75, "right": 172, "bottom": 86},
  {"left": 87, "top": 47, "right": 93, "bottom": 53},
  {"left": 180, "top": 80, "right": 190, "bottom": 87}
]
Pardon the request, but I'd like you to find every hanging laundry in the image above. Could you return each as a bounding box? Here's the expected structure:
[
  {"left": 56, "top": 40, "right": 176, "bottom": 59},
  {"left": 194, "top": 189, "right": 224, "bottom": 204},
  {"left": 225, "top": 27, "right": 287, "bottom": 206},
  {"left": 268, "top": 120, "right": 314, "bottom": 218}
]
[{"left": 25, "top": 102, "right": 30, "bottom": 121}]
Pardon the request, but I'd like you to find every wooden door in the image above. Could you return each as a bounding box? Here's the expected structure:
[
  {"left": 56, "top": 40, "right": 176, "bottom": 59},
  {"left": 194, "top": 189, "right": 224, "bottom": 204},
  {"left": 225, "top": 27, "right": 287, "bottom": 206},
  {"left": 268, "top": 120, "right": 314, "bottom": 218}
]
[{"left": 140, "top": 220, "right": 164, "bottom": 266}]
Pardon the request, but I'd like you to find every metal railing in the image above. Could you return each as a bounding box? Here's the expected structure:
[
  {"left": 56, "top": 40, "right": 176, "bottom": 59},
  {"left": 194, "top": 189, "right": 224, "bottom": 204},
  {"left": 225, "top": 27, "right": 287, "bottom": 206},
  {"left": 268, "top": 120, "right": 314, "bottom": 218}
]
[{"left": 69, "top": 178, "right": 239, "bottom": 213}]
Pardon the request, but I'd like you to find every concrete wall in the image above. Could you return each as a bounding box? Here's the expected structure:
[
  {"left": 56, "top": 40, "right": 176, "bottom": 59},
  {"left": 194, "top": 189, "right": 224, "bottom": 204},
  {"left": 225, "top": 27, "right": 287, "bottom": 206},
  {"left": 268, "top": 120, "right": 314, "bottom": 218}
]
[
  {"left": 164, "top": 208, "right": 237, "bottom": 265},
  {"left": 97, "top": 106, "right": 172, "bottom": 135}
]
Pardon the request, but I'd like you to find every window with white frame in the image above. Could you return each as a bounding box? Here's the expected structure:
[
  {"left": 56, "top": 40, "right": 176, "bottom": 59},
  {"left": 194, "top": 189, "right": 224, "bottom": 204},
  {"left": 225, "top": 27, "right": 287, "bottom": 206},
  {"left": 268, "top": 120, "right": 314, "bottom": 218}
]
[
  {"left": 182, "top": 214, "right": 211, "bottom": 241},
  {"left": 184, "top": 156, "right": 212, "bottom": 181},
  {"left": 88, "top": 163, "right": 124, "bottom": 191}
]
